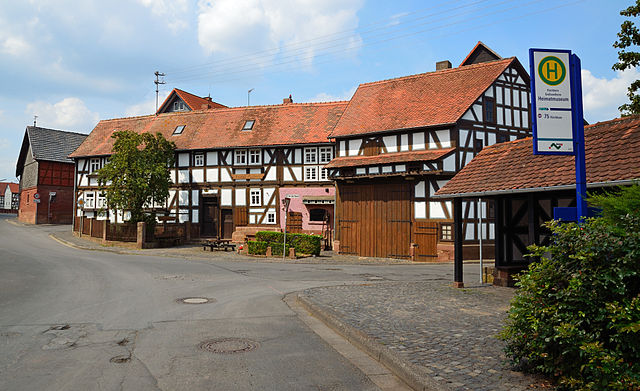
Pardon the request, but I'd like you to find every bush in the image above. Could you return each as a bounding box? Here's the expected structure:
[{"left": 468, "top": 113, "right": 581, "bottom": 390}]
[
  {"left": 255, "top": 231, "right": 322, "bottom": 256},
  {"left": 247, "top": 240, "right": 268, "bottom": 255},
  {"left": 499, "top": 184, "right": 640, "bottom": 390},
  {"left": 268, "top": 243, "right": 291, "bottom": 256}
]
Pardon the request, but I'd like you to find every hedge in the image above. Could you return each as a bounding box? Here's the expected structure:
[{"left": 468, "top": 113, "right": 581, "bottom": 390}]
[
  {"left": 255, "top": 231, "right": 322, "bottom": 256},
  {"left": 247, "top": 240, "right": 268, "bottom": 255}
]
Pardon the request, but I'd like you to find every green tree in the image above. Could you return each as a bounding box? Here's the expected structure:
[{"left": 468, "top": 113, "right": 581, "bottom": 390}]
[
  {"left": 98, "top": 131, "right": 176, "bottom": 224},
  {"left": 614, "top": 1, "right": 640, "bottom": 115},
  {"left": 500, "top": 184, "right": 640, "bottom": 390}
]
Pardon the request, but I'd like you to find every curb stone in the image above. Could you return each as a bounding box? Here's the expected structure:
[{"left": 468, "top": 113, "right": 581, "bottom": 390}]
[{"left": 297, "top": 293, "right": 451, "bottom": 391}]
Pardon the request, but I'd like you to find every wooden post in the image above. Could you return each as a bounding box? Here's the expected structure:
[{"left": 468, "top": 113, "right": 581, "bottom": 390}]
[
  {"left": 453, "top": 198, "right": 464, "bottom": 288},
  {"left": 89, "top": 218, "right": 93, "bottom": 237},
  {"left": 137, "top": 221, "right": 146, "bottom": 249},
  {"left": 102, "top": 220, "right": 108, "bottom": 245}
]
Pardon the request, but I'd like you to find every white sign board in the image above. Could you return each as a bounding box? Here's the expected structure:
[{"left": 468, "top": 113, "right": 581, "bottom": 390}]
[{"left": 531, "top": 49, "right": 574, "bottom": 154}]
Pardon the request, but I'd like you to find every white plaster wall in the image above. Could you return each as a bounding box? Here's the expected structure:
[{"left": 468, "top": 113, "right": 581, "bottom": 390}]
[
  {"left": 178, "top": 170, "right": 189, "bottom": 183},
  {"left": 400, "top": 134, "right": 409, "bottom": 151},
  {"left": 383, "top": 136, "right": 397, "bottom": 153},
  {"left": 178, "top": 153, "right": 189, "bottom": 167},
  {"left": 415, "top": 181, "right": 425, "bottom": 198},
  {"left": 220, "top": 168, "right": 231, "bottom": 182},
  {"left": 263, "top": 188, "right": 275, "bottom": 204},
  {"left": 192, "top": 169, "right": 204, "bottom": 183},
  {"left": 178, "top": 190, "right": 189, "bottom": 206},
  {"left": 415, "top": 201, "right": 426, "bottom": 219},
  {"left": 348, "top": 139, "right": 360, "bottom": 156},
  {"left": 235, "top": 188, "right": 246, "bottom": 206},
  {"left": 191, "top": 190, "right": 199, "bottom": 206},
  {"left": 206, "top": 151, "right": 217, "bottom": 165},
  {"left": 413, "top": 132, "right": 425, "bottom": 150},
  {"left": 206, "top": 168, "right": 218, "bottom": 182},
  {"left": 221, "top": 189, "right": 232, "bottom": 206},
  {"left": 265, "top": 166, "right": 276, "bottom": 181}
]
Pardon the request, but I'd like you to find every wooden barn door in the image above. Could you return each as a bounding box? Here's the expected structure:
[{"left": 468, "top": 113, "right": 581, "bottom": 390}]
[
  {"left": 286, "top": 212, "right": 303, "bottom": 233},
  {"left": 413, "top": 221, "right": 438, "bottom": 261},
  {"left": 337, "top": 182, "right": 412, "bottom": 259}
]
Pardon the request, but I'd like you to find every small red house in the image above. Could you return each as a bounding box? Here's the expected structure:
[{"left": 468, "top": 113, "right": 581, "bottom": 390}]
[{"left": 15, "top": 126, "right": 87, "bottom": 224}]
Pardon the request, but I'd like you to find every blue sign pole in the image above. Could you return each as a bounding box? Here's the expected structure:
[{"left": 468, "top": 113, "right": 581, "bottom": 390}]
[{"left": 570, "top": 54, "right": 588, "bottom": 222}]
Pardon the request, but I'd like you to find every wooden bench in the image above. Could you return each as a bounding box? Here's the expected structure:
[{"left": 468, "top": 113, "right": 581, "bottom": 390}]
[{"left": 202, "top": 238, "right": 236, "bottom": 252}]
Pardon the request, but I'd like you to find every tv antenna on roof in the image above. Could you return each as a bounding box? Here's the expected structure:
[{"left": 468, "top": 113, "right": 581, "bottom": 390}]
[
  {"left": 33, "top": 115, "right": 38, "bottom": 126},
  {"left": 154, "top": 71, "right": 166, "bottom": 115},
  {"left": 248, "top": 88, "right": 254, "bottom": 106}
]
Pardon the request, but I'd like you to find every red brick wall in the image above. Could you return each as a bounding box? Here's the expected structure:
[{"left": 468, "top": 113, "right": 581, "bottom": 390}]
[
  {"left": 18, "top": 185, "right": 75, "bottom": 224},
  {"left": 18, "top": 187, "right": 38, "bottom": 224}
]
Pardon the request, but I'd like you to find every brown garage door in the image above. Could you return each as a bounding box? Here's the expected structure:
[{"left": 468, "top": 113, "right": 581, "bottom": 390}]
[{"left": 337, "top": 182, "right": 412, "bottom": 259}]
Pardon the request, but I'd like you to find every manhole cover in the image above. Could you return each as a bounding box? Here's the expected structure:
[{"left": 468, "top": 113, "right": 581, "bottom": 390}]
[
  {"left": 199, "top": 338, "right": 260, "bottom": 354},
  {"left": 177, "top": 297, "right": 215, "bottom": 304}
]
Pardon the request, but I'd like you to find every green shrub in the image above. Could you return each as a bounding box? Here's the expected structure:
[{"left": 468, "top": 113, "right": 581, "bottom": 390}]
[
  {"left": 254, "top": 231, "right": 322, "bottom": 256},
  {"left": 247, "top": 240, "right": 268, "bottom": 255},
  {"left": 269, "top": 243, "right": 291, "bottom": 256},
  {"left": 499, "top": 185, "right": 640, "bottom": 390}
]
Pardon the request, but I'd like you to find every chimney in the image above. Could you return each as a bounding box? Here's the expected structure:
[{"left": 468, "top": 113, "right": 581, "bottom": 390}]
[
  {"left": 283, "top": 94, "right": 293, "bottom": 104},
  {"left": 436, "top": 60, "right": 452, "bottom": 70}
]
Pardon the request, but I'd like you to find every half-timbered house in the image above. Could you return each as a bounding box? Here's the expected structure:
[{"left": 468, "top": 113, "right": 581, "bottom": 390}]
[
  {"left": 327, "top": 42, "right": 531, "bottom": 260},
  {"left": 0, "top": 182, "right": 19, "bottom": 213},
  {"left": 70, "top": 91, "right": 345, "bottom": 242},
  {"left": 15, "top": 126, "right": 87, "bottom": 224},
  {"left": 434, "top": 115, "right": 640, "bottom": 286}
]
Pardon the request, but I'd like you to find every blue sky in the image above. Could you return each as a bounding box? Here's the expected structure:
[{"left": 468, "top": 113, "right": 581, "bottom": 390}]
[{"left": 0, "top": 0, "right": 633, "bottom": 181}]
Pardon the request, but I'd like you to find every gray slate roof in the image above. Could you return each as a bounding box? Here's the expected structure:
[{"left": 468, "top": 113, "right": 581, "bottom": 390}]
[{"left": 26, "top": 126, "right": 87, "bottom": 164}]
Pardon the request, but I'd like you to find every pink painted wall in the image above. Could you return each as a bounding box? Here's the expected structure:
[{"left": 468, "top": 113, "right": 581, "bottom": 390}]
[{"left": 279, "top": 187, "right": 335, "bottom": 232}]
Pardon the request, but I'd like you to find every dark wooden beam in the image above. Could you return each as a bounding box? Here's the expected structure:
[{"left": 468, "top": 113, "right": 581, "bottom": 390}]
[
  {"left": 453, "top": 198, "right": 464, "bottom": 288},
  {"left": 495, "top": 196, "right": 504, "bottom": 267}
]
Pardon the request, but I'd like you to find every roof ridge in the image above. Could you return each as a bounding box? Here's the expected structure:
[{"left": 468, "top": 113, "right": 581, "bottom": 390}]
[
  {"left": 586, "top": 115, "right": 640, "bottom": 130},
  {"left": 27, "top": 126, "right": 88, "bottom": 137},
  {"left": 223, "top": 100, "right": 349, "bottom": 110},
  {"left": 357, "top": 57, "right": 515, "bottom": 89}
]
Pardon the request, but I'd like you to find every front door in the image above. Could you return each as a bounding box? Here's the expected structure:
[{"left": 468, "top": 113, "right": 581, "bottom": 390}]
[
  {"left": 221, "top": 209, "right": 233, "bottom": 239},
  {"left": 201, "top": 197, "right": 219, "bottom": 237}
]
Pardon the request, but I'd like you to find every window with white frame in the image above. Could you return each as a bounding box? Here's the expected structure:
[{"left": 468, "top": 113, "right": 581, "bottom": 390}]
[
  {"left": 267, "top": 211, "right": 276, "bottom": 224},
  {"left": 194, "top": 153, "right": 204, "bottom": 167},
  {"left": 305, "top": 166, "right": 317, "bottom": 181},
  {"left": 319, "top": 147, "right": 333, "bottom": 163},
  {"left": 304, "top": 147, "right": 317, "bottom": 164},
  {"left": 90, "top": 158, "right": 100, "bottom": 173},
  {"left": 249, "top": 149, "right": 261, "bottom": 165},
  {"left": 235, "top": 149, "right": 247, "bottom": 165},
  {"left": 319, "top": 167, "right": 329, "bottom": 181},
  {"left": 250, "top": 189, "right": 261, "bottom": 206},
  {"left": 97, "top": 193, "right": 106, "bottom": 209},
  {"left": 85, "top": 192, "right": 95, "bottom": 208}
]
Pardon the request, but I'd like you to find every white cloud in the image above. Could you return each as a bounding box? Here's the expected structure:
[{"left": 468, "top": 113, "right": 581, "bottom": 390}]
[
  {"left": 1, "top": 36, "right": 32, "bottom": 57},
  {"left": 308, "top": 86, "right": 357, "bottom": 102},
  {"left": 125, "top": 91, "right": 170, "bottom": 117},
  {"left": 25, "top": 97, "right": 99, "bottom": 133},
  {"left": 581, "top": 67, "right": 640, "bottom": 122},
  {"left": 137, "top": 0, "right": 190, "bottom": 33},
  {"left": 197, "top": 0, "right": 364, "bottom": 67}
]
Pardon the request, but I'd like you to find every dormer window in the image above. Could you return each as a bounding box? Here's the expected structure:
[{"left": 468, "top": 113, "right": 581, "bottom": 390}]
[
  {"left": 173, "top": 125, "right": 185, "bottom": 135},
  {"left": 173, "top": 101, "right": 188, "bottom": 111},
  {"left": 242, "top": 120, "right": 255, "bottom": 131}
]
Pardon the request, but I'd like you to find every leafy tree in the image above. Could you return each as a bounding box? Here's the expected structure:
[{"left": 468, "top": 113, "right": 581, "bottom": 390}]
[
  {"left": 500, "top": 184, "right": 640, "bottom": 390},
  {"left": 98, "top": 131, "right": 176, "bottom": 224},
  {"left": 613, "top": 1, "right": 640, "bottom": 115}
]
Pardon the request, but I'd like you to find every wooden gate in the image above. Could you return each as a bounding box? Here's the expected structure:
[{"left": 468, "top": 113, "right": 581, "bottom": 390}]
[
  {"left": 337, "top": 182, "right": 412, "bottom": 259},
  {"left": 413, "top": 221, "right": 438, "bottom": 261},
  {"left": 286, "top": 212, "right": 303, "bottom": 233}
]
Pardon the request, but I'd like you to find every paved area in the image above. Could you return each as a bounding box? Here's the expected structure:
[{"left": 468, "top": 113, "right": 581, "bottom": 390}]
[{"left": 299, "top": 281, "right": 553, "bottom": 391}]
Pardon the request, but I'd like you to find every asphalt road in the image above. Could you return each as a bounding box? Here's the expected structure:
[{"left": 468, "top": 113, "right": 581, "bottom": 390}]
[{"left": 0, "top": 214, "right": 479, "bottom": 390}]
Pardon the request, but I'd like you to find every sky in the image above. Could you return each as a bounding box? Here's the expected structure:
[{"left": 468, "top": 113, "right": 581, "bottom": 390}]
[{"left": 0, "top": 0, "right": 634, "bottom": 182}]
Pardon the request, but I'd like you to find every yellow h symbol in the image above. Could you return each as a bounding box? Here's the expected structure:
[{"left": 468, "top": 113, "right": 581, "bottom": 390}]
[{"left": 546, "top": 62, "right": 558, "bottom": 80}]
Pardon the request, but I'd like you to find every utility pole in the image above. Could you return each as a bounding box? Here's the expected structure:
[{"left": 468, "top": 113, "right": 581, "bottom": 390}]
[
  {"left": 154, "top": 71, "right": 166, "bottom": 114},
  {"left": 247, "top": 88, "right": 254, "bottom": 106}
]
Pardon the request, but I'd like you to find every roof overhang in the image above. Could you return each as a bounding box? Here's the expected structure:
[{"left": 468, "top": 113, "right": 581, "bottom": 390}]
[
  {"left": 432, "top": 179, "right": 639, "bottom": 199},
  {"left": 325, "top": 148, "right": 455, "bottom": 169},
  {"left": 302, "top": 195, "right": 335, "bottom": 204}
]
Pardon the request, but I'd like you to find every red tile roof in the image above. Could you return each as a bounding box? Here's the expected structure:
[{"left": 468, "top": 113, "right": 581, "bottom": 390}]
[
  {"left": 330, "top": 57, "right": 518, "bottom": 138},
  {"left": 0, "top": 182, "right": 19, "bottom": 194},
  {"left": 70, "top": 101, "right": 348, "bottom": 158},
  {"left": 434, "top": 116, "right": 640, "bottom": 197},
  {"left": 324, "top": 148, "right": 455, "bottom": 169}
]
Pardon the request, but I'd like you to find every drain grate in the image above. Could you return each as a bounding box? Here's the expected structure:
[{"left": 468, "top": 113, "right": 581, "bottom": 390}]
[
  {"left": 176, "top": 297, "right": 216, "bottom": 304},
  {"left": 199, "top": 338, "right": 260, "bottom": 354}
]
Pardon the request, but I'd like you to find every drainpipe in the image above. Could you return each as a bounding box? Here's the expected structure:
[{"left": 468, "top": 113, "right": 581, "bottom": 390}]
[{"left": 478, "top": 198, "right": 484, "bottom": 284}]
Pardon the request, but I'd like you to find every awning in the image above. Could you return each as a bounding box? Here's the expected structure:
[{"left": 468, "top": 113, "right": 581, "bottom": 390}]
[
  {"left": 302, "top": 195, "right": 335, "bottom": 205},
  {"left": 324, "top": 148, "right": 455, "bottom": 169}
]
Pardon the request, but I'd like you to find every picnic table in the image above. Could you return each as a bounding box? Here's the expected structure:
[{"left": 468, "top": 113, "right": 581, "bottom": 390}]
[{"left": 202, "top": 238, "right": 236, "bottom": 252}]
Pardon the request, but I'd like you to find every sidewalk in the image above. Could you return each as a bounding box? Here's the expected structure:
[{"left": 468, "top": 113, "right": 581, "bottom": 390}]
[{"left": 298, "top": 282, "right": 552, "bottom": 391}]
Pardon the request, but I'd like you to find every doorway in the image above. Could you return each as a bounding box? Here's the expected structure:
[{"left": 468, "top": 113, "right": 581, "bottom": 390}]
[
  {"left": 201, "top": 197, "right": 219, "bottom": 237},
  {"left": 221, "top": 209, "right": 233, "bottom": 239}
]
